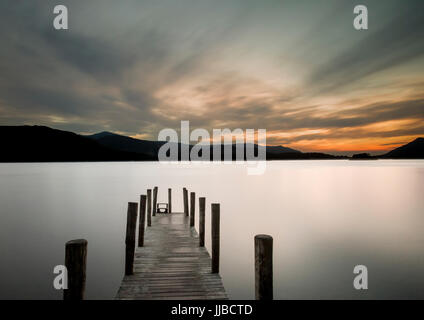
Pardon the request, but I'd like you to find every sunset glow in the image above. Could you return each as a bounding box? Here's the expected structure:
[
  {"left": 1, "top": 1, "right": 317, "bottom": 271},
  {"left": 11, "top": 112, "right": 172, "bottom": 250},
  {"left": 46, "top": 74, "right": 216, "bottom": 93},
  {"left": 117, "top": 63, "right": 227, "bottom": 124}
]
[{"left": 0, "top": 0, "right": 423, "bottom": 155}]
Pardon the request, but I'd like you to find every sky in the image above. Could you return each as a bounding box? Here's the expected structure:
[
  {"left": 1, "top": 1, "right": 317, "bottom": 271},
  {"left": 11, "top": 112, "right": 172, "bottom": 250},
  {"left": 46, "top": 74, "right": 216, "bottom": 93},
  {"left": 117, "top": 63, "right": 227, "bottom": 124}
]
[{"left": 0, "top": 0, "right": 423, "bottom": 155}]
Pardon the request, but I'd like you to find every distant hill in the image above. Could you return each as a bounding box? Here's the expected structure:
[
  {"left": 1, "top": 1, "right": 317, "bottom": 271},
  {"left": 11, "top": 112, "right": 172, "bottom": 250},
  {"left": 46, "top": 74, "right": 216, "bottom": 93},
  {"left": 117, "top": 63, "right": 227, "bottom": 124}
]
[
  {"left": 85, "top": 133, "right": 424, "bottom": 160},
  {"left": 265, "top": 145, "right": 301, "bottom": 155},
  {"left": 382, "top": 138, "right": 424, "bottom": 159},
  {"left": 86, "top": 131, "right": 326, "bottom": 160},
  {"left": 0, "top": 126, "right": 153, "bottom": 162},
  {"left": 89, "top": 132, "right": 300, "bottom": 155},
  {"left": 2, "top": 125, "right": 422, "bottom": 162},
  {"left": 351, "top": 153, "right": 376, "bottom": 160},
  {"left": 88, "top": 131, "right": 166, "bottom": 157}
]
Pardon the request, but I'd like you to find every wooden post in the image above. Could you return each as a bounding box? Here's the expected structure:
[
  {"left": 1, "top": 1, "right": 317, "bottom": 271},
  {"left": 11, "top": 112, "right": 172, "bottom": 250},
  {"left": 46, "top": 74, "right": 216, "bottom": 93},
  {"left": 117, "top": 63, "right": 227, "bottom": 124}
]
[
  {"left": 64, "top": 239, "right": 87, "bottom": 300},
  {"left": 211, "top": 203, "right": 220, "bottom": 274},
  {"left": 125, "top": 202, "right": 138, "bottom": 276},
  {"left": 147, "top": 189, "right": 152, "bottom": 227},
  {"left": 190, "top": 192, "right": 195, "bottom": 227},
  {"left": 138, "top": 195, "right": 147, "bottom": 247},
  {"left": 199, "top": 197, "right": 206, "bottom": 247},
  {"left": 153, "top": 186, "right": 158, "bottom": 216},
  {"left": 255, "top": 234, "right": 273, "bottom": 300},
  {"left": 183, "top": 188, "right": 189, "bottom": 216},
  {"left": 168, "top": 188, "right": 172, "bottom": 213}
]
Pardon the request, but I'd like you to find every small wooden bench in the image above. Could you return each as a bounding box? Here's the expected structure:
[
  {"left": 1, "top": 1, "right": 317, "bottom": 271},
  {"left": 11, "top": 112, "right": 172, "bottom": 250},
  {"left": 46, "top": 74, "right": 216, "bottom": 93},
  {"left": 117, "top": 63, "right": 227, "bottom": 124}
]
[{"left": 156, "top": 203, "right": 169, "bottom": 214}]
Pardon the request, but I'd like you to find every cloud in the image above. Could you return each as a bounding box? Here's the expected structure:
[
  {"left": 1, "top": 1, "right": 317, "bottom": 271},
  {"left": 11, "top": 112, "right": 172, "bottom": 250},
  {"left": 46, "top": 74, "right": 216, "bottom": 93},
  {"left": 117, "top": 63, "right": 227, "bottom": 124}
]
[
  {"left": 307, "top": 1, "right": 424, "bottom": 93},
  {"left": 0, "top": 0, "right": 423, "bottom": 154}
]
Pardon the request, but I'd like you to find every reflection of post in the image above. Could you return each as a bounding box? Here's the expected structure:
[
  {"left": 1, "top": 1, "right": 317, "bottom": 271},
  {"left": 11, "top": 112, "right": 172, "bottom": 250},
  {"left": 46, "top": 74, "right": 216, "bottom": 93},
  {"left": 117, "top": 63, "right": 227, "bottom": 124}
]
[
  {"left": 255, "top": 234, "right": 273, "bottom": 300},
  {"left": 147, "top": 189, "right": 152, "bottom": 227},
  {"left": 190, "top": 192, "right": 195, "bottom": 227},
  {"left": 183, "top": 188, "right": 189, "bottom": 216},
  {"left": 199, "top": 197, "right": 206, "bottom": 247},
  {"left": 153, "top": 187, "right": 158, "bottom": 216},
  {"left": 64, "top": 239, "right": 87, "bottom": 300},
  {"left": 168, "top": 188, "right": 172, "bottom": 213},
  {"left": 211, "top": 203, "right": 220, "bottom": 274},
  {"left": 125, "top": 202, "right": 138, "bottom": 276},
  {"left": 138, "top": 195, "right": 147, "bottom": 247}
]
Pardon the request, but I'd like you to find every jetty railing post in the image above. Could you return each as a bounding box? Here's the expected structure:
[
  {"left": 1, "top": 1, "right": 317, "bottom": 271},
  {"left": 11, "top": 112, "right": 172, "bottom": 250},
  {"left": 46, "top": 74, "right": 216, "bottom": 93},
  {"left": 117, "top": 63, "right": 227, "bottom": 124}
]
[
  {"left": 64, "top": 239, "right": 87, "bottom": 300},
  {"left": 255, "top": 234, "right": 273, "bottom": 300},
  {"left": 138, "top": 195, "right": 147, "bottom": 247},
  {"left": 183, "top": 188, "right": 189, "bottom": 216},
  {"left": 211, "top": 203, "right": 220, "bottom": 273},
  {"left": 147, "top": 189, "right": 152, "bottom": 227},
  {"left": 199, "top": 197, "right": 206, "bottom": 247},
  {"left": 125, "top": 202, "right": 138, "bottom": 275},
  {"left": 190, "top": 192, "right": 195, "bottom": 227},
  {"left": 168, "top": 188, "right": 172, "bottom": 213},
  {"left": 153, "top": 186, "right": 158, "bottom": 216}
]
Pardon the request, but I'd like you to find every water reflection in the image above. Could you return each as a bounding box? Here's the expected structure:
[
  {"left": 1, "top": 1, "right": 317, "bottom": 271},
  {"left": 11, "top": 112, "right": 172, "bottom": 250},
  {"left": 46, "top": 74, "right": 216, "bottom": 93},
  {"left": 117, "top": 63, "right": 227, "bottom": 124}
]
[{"left": 0, "top": 160, "right": 423, "bottom": 299}]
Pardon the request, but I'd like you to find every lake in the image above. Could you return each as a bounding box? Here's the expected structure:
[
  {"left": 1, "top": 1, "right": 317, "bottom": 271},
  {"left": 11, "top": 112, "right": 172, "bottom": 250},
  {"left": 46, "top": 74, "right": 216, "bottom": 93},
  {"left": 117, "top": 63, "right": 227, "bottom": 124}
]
[{"left": 1, "top": 160, "right": 424, "bottom": 299}]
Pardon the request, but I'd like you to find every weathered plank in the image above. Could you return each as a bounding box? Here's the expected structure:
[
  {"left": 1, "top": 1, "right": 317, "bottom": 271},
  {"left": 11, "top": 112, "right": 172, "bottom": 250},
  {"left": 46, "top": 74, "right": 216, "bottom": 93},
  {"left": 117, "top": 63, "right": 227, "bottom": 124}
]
[{"left": 116, "top": 212, "right": 227, "bottom": 300}]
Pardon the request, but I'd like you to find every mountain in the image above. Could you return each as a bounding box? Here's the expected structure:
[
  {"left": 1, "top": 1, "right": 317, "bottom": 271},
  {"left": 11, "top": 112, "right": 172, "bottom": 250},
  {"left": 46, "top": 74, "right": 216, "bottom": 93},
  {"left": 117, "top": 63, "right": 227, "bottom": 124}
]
[
  {"left": 0, "top": 126, "right": 153, "bottom": 162},
  {"left": 88, "top": 131, "right": 307, "bottom": 160},
  {"left": 382, "top": 138, "right": 424, "bottom": 159},
  {"left": 88, "top": 131, "right": 306, "bottom": 160},
  {"left": 88, "top": 132, "right": 424, "bottom": 160},
  {"left": 351, "top": 153, "right": 376, "bottom": 160},
  {"left": 88, "top": 131, "right": 166, "bottom": 157},
  {"left": 2, "top": 125, "right": 421, "bottom": 162},
  {"left": 265, "top": 145, "right": 301, "bottom": 154},
  {"left": 0, "top": 125, "right": 348, "bottom": 161}
]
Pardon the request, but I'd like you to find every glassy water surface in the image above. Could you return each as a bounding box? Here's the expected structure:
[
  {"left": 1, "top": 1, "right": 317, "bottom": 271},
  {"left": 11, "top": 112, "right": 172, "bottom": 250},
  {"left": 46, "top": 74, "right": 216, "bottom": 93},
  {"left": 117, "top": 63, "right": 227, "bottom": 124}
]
[{"left": 1, "top": 160, "right": 424, "bottom": 299}]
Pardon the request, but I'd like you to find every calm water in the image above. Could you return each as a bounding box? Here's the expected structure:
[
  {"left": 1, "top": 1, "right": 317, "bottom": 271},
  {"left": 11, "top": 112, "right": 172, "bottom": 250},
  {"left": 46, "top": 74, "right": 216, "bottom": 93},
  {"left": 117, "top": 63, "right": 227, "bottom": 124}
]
[{"left": 1, "top": 160, "right": 424, "bottom": 299}]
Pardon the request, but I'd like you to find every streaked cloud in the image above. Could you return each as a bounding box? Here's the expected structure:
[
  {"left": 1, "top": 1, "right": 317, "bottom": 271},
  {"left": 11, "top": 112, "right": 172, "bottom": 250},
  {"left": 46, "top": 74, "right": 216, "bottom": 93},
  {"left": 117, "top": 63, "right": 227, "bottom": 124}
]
[{"left": 0, "top": 0, "right": 423, "bottom": 155}]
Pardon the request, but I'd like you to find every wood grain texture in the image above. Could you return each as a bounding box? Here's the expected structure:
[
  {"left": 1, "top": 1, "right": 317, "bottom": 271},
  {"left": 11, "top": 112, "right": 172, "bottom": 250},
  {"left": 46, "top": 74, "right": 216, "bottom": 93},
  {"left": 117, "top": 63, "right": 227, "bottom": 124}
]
[
  {"left": 211, "top": 204, "right": 220, "bottom": 274},
  {"left": 199, "top": 197, "right": 206, "bottom": 247},
  {"left": 64, "top": 239, "right": 87, "bottom": 300},
  {"left": 116, "top": 212, "right": 227, "bottom": 300},
  {"left": 138, "top": 195, "right": 147, "bottom": 247},
  {"left": 152, "top": 187, "right": 158, "bottom": 216},
  {"left": 183, "top": 188, "right": 189, "bottom": 216},
  {"left": 147, "top": 189, "right": 152, "bottom": 227},
  {"left": 168, "top": 188, "right": 172, "bottom": 213},
  {"left": 255, "top": 234, "right": 273, "bottom": 300},
  {"left": 190, "top": 192, "right": 195, "bottom": 227},
  {"left": 125, "top": 202, "right": 138, "bottom": 275}
]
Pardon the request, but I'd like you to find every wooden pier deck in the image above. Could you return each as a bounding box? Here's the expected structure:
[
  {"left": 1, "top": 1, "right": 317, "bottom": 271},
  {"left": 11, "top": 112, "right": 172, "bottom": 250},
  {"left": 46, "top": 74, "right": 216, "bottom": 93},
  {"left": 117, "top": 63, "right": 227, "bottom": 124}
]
[{"left": 116, "top": 212, "right": 228, "bottom": 300}]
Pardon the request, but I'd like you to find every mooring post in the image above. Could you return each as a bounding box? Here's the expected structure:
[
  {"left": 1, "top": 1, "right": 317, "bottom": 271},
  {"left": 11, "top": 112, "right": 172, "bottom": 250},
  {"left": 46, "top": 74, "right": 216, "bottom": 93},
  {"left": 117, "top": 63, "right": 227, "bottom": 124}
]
[
  {"left": 125, "top": 202, "right": 138, "bottom": 276},
  {"left": 153, "top": 186, "right": 158, "bottom": 216},
  {"left": 64, "top": 239, "right": 87, "bottom": 300},
  {"left": 211, "top": 203, "right": 220, "bottom": 273},
  {"left": 138, "top": 195, "right": 147, "bottom": 247},
  {"left": 255, "top": 234, "right": 273, "bottom": 300},
  {"left": 199, "top": 197, "right": 206, "bottom": 247},
  {"left": 168, "top": 188, "right": 172, "bottom": 213},
  {"left": 183, "top": 188, "right": 189, "bottom": 216},
  {"left": 190, "top": 192, "right": 195, "bottom": 227},
  {"left": 147, "top": 189, "right": 152, "bottom": 227}
]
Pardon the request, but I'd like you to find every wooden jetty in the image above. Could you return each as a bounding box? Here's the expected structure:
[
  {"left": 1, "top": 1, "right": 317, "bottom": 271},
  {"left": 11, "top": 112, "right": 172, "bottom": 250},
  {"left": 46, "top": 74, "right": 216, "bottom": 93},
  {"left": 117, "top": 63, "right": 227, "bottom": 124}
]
[
  {"left": 116, "top": 188, "right": 228, "bottom": 300},
  {"left": 62, "top": 187, "right": 273, "bottom": 300}
]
